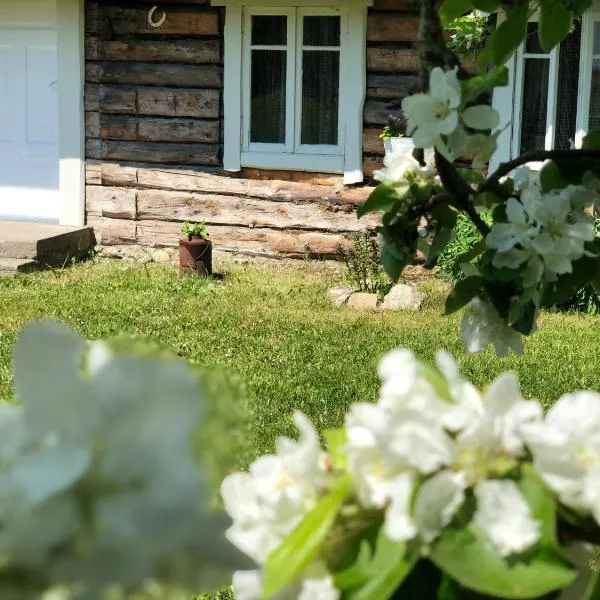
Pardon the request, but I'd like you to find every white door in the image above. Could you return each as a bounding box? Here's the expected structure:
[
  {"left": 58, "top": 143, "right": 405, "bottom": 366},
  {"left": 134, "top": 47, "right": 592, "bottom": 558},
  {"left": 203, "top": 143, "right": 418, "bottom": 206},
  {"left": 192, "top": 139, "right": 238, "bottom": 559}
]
[{"left": 0, "top": 27, "right": 59, "bottom": 221}]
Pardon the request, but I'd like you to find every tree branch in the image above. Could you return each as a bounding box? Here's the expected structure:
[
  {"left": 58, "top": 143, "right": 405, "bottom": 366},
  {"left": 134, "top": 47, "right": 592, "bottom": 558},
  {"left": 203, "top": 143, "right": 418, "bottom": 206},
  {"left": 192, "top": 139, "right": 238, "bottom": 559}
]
[{"left": 485, "top": 148, "right": 600, "bottom": 190}]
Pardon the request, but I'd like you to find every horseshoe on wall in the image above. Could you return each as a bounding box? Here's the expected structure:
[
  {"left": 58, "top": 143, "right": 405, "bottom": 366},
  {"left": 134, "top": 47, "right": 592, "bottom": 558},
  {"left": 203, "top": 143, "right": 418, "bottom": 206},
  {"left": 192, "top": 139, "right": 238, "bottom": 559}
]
[{"left": 148, "top": 6, "right": 167, "bottom": 28}]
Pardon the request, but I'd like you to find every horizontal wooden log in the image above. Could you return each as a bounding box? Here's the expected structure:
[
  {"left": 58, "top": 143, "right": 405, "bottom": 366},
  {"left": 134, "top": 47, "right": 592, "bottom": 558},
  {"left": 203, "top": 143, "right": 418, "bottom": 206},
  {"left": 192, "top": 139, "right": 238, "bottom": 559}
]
[
  {"left": 363, "top": 128, "right": 385, "bottom": 155},
  {"left": 96, "top": 5, "right": 219, "bottom": 37},
  {"left": 87, "top": 216, "right": 137, "bottom": 245},
  {"left": 373, "top": 0, "right": 419, "bottom": 9},
  {"left": 85, "top": 85, "right": 220, "bottom": 119},
  {"left": 367, "top": 14, "right": 419, "bottom": 42},
  {"left": 86, "top": 62, "right": 222, "bottom": 88},
  {"left": 86, "top": 140, "right": 220, "bottom": 166},
  {"left": 135, "top": 220, "right": 351, "bottom": 258},
  {"left": 85, "top": 162, "right": 374, "bottom": 206},
  {"left": 86, "top": 186, "right": 137, "bottom": 220},
  {"left": 88, "top": 114, "right": 220, "bottom": 143},
  {"left": 367, "top": 73, "right": 420, "bottom": 99},
  {"left": 367, "top": 47, "right": 419, "bottom": 73},
  {"left": 364, "top": 155, "right": 384, "bottom": 177},
  {"left": 364, "top": 100, "right": 403, "bottom": 126},
  {"left": 86, "top": 38, "right": 221, "bottom": 64},
  {"left": 135, "top": 189, "right": 375, "bottom": 231}
]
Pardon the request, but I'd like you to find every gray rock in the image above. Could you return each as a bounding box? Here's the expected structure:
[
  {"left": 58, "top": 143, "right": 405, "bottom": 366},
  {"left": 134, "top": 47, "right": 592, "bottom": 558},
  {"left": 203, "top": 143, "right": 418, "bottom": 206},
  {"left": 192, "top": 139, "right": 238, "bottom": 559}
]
[
  {"left": 151, "top": 249, "right": 173, "bottom": 264},
  {"left": 347, "top": 292, "right": 379, "bottom": 310},
  {"left": 328, "top": 287, "right": 355, "bottom": 308},
  {"left": 381, "top": 284, "right": 425, "bottom": 311}
]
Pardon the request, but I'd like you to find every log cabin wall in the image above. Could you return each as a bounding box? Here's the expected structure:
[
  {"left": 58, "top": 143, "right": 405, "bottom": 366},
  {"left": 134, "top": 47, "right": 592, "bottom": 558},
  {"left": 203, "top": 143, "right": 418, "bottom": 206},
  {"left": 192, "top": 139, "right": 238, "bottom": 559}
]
[{"left": 84, "top": 0, "right": 420, "bottom": 258}]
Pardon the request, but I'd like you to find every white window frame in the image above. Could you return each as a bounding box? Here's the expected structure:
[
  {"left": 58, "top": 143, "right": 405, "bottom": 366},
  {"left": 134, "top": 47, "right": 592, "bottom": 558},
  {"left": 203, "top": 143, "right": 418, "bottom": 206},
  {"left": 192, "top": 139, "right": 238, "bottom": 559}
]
[
  {"left": 576, "top": 11, "right": 600, "bottom": 146},
  {"left": 212, "top": 0, "right": 373, "bottom": 184}
]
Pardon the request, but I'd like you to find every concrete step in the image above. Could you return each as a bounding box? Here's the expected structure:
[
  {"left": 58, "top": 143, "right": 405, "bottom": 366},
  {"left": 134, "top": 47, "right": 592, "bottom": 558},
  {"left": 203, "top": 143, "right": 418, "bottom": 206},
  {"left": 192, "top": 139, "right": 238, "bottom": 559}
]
[
  {"left": 0, "top": 222, "right": 95, "bottom": 266},
  {"left": 0, "top": 258, "right": 41, "bottom": 277}
]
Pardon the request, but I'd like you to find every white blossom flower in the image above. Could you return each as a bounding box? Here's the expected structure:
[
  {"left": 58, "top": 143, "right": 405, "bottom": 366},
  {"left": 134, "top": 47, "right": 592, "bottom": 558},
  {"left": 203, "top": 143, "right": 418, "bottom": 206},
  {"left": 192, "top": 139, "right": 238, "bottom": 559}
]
[
  {"left": 461, "top": 298, "right": 524, "bottom": 357},
  {"left": 222, "top": 411, "right": 329, "bottom": 565},
  {"left": 298, "top": 576, "right": 340, "bottom": 600},
  {"left": 522, "top": 392, "right": 600, "bottom": 523},
  {"left": 384, "top": 472, "right": 418, "bottom": 541},
  {"left": 232, "top": 570, "right": 263, "bottom": 600},
  {"left": 473, "top": 479, "right": 541, "bottom": 557},
  {"left": 374, "top": 144, "right": 421, "bottom": 183},
  {"left": 486, "top": 198, "right": 538, "bottom": 253},
  {"left": 402, "top": 67, "right": 461, "bottom": 149}
]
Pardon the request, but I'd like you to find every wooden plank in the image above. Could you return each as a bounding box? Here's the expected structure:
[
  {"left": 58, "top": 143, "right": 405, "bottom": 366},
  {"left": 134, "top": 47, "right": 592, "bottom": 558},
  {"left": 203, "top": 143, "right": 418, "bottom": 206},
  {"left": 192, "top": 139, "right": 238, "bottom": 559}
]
[
  {"left": 86, "top": 216, "right": 137, "bottom": 245},
  {"left": 372, "top": 0, "right": 419, "bottom": 9},
  {"left": 363, "top": 128, "right": 385, "bottom": 155},
  {"left": 86, "top": 37, "right": 220, "bottom": 64},
  {"left": 367, "top": 14, "right": 419, "bottom": 42},
  {"left": 367, "top": 47, "right": 419, "bottom": 73},
  {"left": 97, "top": 5, "right": 219, "bottom": 37},
  {"left": 135, "top": 220, "right": 351, "bottom": 258},
  {"left": 84, "top": 161, "right": 374, "bottom": 206},
  {"left": 363, "top": 155, "right": 384, "bottom": 177},
  {"left": 86, "top": 62, "right": 222, "bottom": 88},
  {"left": 136, "top": 189, "right": 374, "bottom": 232},
  {"left": 93, "top": 114, "right": 220, "bottom": 143},
  {"left": 85, "top": 84, "right": 220, "bottom": 119},
  {"left": 86, "top": 186, "right": 137, "bottom": 220},
  {"left": 367, "top": 73, "right": 420, "bottom": 99},
  {"left": 364, "top": 100, "right": 404, "bottom": 126},
  {"left": 86, "top": 140, "right": 220, "bottom": 166}
]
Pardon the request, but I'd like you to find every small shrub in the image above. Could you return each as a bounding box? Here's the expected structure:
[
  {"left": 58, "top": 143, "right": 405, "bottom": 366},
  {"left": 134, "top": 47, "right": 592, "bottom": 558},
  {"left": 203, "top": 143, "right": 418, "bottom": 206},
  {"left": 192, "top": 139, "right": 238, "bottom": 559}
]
[
  {"left": 557, "top": 282, "right": 600, "bottom": 315},
  {"left": 437, "top": 213, "right": 486, "bottom": 282},
  {"left": 338, "top": 233, "right": 393, "bottom": 297}
]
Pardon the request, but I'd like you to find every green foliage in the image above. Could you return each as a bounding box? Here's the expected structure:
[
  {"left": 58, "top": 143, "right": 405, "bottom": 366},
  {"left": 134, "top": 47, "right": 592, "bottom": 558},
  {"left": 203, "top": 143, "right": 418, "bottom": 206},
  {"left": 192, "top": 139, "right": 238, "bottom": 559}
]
[
  {"left": 380, "top": 124, "right": 404, "bottom": 141},
  {"left": 447, "top": 12, "right": 490, "bottom": 57},
  {"left": 183, "top": 221, "right": 209, "bottom": 239},
  {"left": 338, "top": 233, "right": 393, "bottom": 296},
  {"left": 557, "top": 282, "right": 600, "bottom": 315},
  {"left": 437, "top": 213, "right": 487, "bottom": 282}
]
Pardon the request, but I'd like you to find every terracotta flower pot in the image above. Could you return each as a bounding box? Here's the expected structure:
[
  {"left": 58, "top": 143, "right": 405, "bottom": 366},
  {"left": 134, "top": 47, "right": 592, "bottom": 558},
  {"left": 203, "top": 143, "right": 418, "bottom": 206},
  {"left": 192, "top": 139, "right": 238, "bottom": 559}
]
[{"left": 179, "top": 236, "right": 212, "bottom": 277}]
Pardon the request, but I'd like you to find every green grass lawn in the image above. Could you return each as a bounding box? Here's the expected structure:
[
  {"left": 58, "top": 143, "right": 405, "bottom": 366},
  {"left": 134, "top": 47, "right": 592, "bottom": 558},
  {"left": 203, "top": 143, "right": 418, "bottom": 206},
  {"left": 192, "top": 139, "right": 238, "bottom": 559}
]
[
  {"left": 1, "top": 259, "right": 600, "bottom": 464},
  {"left": 1, "top": 259, "right": 599, "bottom": 598}
]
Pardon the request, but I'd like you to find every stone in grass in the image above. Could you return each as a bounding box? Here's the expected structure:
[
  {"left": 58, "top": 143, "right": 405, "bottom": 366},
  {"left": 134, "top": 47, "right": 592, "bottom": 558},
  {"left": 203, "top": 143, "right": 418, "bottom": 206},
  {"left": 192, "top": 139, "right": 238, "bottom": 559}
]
[
  {"left": 382, "top": 284, "right": 425, "bottom": 311},
  {"left": 328, "top": 287, "right": 356, "bottom": 308},
  {"left": 151, "top": 249, "right": 173, "bottom": 264},
  {"left": 348, "top": 292, "right": 379, "bottom": 310}
]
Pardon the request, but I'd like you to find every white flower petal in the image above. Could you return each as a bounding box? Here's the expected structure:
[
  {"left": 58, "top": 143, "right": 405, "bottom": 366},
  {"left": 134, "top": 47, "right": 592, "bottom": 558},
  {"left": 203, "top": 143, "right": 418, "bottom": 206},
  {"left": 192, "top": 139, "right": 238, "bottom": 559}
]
[
  {"left": 232, "top": 570, "right": 263, "bottom": 600},
  {"left": 402, "top": 94, "right": 438, "bottom": 124},
  {"left": 299, "top": 576, "right": 340, "bottom": 600},
  {"left": 414, "top": 471, "right": 467, "bottom": 542},
  {"left": 473, "top": 479, "right": 541, "bottom": 557},
  {"left": 384, "top": 473, "right": 418, "bottom": 541}
]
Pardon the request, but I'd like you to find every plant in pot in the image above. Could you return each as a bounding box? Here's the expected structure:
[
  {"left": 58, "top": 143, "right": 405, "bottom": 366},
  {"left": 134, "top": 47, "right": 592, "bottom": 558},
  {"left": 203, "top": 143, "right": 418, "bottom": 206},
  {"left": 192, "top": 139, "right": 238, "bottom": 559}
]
[
  {"left": 380, "top": 116, "right": 413, "bottom": 157},
  {"left": 179, "top": 221, "right": 212, "bottom": 277}
]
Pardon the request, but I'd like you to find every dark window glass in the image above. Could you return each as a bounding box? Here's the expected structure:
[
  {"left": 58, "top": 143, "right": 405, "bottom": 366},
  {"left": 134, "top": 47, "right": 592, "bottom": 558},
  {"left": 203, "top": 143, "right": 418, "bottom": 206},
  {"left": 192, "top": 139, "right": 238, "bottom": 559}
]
[
  {"left": 303, "top": 16, "right": 340, "bottom": 46},
  {"left": 555, "top": 20, "right": 581, "bottom": 149},
  {"left": 301, "top": 50, "right": 339, "bottom": 145},
  {"left": 520, "top": 58, "right": 550, "bottom": 152},
  {"left": 594, "top": 22, "right": 600, "bottom": 54},
  {"left": 525, "top": 22, "right": 545, "bottom": 54},
  {"left": 590, "top": 58, "right": 600, "bottom": 131},
  {"left": 252, "top": 15, "right": 287, "bottom": 46},
  {"left": 250, "top": 50, "right": 286, "bottom": 143}
]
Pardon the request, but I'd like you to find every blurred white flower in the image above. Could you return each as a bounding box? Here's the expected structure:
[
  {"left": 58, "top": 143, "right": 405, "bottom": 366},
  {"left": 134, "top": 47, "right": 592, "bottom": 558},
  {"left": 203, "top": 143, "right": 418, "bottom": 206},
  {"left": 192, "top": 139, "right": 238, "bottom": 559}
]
[
  {"left": 522, "top": 392, "right": 600, "bottom": 523},
  {"left": 232, "top": 570, "right": 263, "bottom": 600},
  {"left": 486, "top": 197, "right": 537, "bottom": 253},
  {"left": 473, "top": 479, "right": 541, "bottom": 557},
  {"left": 402, "top": 67, "right": 461, "bottom": 149},
  {"left": 374, "top": 145, "right": 420, "bottom": 183},
  {"left": 298, "top": 576, "right": 340, "bottom": 600},
  {"left": 461, "top": 298, "right": 524, "bottom": 357}
]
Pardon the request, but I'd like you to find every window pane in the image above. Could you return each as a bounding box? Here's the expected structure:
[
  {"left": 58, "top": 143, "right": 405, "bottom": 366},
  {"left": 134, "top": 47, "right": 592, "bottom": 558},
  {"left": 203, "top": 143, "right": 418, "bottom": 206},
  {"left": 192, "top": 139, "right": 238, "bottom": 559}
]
[
  {"left": 303, "top": 16, "right": 340, "bottom": 46},
  {"left": 252, "top": 15, "right": 287, "bottom": 46},
  {"left": 250, "top": 50, "right": 286, "bottom": 144},
  {"left": 594, "top": 21, "right": 600, "bottom": 54},
  {"left": 555, "top": 20, "right": 581, "bottom": 149},
  {"left": 589, "top": 59, "right": 600, "bottom": 131},
  {"left": 301, "top": 50, "right": 339, "bottom": 145},
  {"left": 520, "top": 58, "right": 549, "bottom": 153},
  {"left": 525, "top": 22, "right": 545, "bottom": 54}
]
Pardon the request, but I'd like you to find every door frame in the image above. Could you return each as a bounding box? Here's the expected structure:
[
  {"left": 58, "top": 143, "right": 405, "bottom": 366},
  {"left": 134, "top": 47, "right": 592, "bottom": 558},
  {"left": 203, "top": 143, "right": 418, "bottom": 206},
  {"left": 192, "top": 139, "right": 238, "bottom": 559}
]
[{"left": 57, "top": 0, "right": 85, "bottom": 226}]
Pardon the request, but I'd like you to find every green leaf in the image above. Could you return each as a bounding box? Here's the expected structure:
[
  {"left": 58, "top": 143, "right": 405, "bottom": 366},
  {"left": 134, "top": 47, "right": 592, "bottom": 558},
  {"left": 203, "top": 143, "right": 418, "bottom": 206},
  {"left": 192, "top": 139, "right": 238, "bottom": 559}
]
[
  {"left": 518, "top": 464, "right": 559, "bottom": 549},
  {"left": 430, "top": 528, "right": 576, "bottom": 598},
  {"left": 472, "top": 0, "right": 499, "bottom": 10},
  {"left": 543, "top": 256, "right": 599, "bottom": 306},
  {"left": 583, "top": 129, "right": 600, "bottom": 149},
  {"left": 479, "top": 2, "right": 529, "bottom": 69},
  {"left": 540, "top": 161, "right": 569, "bottom": 192},
  {"left": 440, "top": 0, "right": 473, "bottom": 27},
  {"left": 572, "top": 0, "right": 594, "bottom": 17},
  {"left": 582, "top": 567, "right": 600, "bottom": 600},
  {"left": 540, "top": 1, "right": 573, "bottom": 52},
  {"left": 358, "top": 182, "right": 409, "bottom": 218},
  {"left": 323, "top": 428, "right": 348, "bottom": 469},
  {"left": 262, "top": 475, "right": 351, "bottom": 598},
  {"left": 445, "top": 276, "right": 484, "bottom": 315},
  {"left": 462, "top": 66, "right": 509, "bottom": 103},
  {"left": 426, "top": 227, "right": 455, "bottom": 268},
  {"left": 381, "top": 241, "right": 409, "bottom": 282},
  {"left": 347, "top": 533, "right": 419, "bottom": 600},
  {"left": 511, "top": 301, "right": 537, "bottom": 336}
]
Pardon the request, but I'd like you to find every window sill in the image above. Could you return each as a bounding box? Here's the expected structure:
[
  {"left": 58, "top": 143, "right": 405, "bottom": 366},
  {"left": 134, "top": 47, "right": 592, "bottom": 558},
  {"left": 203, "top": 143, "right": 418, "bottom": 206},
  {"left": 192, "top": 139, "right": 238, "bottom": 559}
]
[{"left": 239, "top": 151, "right": 344, "bottom": 174}]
